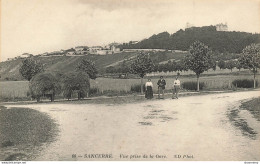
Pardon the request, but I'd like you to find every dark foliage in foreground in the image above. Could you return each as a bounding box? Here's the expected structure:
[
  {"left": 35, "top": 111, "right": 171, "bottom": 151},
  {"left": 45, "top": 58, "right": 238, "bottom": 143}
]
[
  {"left": 182, "top": 81, "right": 205, "bottom": 91},
  {"left": 130, "top": 84, "right": 146, "bottom": 93},
  {"left": 232, "top": 79, "right": 258, "bottom": 88}
]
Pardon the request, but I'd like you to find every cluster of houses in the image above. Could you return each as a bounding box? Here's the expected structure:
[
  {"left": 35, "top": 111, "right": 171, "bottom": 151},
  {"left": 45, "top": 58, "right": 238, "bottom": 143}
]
[
  {"left": 7, "top": 43, "right": 121, "bottom": 61},
  {"left": 10, "top": 41, "right": 187, "bottom": 61},
  {"left": 38, "top": 43, "right": 121, "bottom": 57}
]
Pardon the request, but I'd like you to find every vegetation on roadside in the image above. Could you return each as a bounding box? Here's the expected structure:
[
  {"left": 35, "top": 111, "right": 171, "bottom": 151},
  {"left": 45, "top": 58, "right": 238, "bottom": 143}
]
[
  {"left": 130, "top": 52, "right": 154, "bottom": 94},
  {"left": 130, "top": 84, "right": 146, "bottom": 93},
  {"left": 29, "top": 72, "right": 61, "bottom": 102},
  {"left": 182, "top": 81, "right": 205, "bottom": 91},
  {"left": 62, "top": 71, "right": 90, "bottom": 100},
  {"left": 232, "top": 79, "right": 258, "bottom": 88},
  {"left": 0, "top": 106, "right": 58, "bottom": 160},
  {"left": 184, "top": 41, "right": 213, "bottom": 91},
  {"left": 240, "top": 98, "right": 260, "bottom": 121},
  {"left": 239, "top": 43, "right": 260, "bottom": 88}
]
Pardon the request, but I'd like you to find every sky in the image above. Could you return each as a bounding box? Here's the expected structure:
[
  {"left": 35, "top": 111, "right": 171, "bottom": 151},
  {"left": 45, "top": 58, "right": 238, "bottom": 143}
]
[{"left": 1, "top": 0, "right": 260, "bottom": 61}]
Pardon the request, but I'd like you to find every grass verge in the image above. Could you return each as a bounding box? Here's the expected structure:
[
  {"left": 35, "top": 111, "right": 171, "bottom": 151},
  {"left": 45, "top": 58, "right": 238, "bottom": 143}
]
[
  {"left": 0, "top": 106, "right": 59, "bottom": 161},
  {"left": 240, "top": 98, "right": 260, "bottom": 121}
]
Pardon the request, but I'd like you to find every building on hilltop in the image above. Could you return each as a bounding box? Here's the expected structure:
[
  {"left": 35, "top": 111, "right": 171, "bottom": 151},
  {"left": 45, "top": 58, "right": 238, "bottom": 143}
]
[
  {"left": 75, "top": 46, "right": 89, "bottom": 55},
  {"left": 108, "top": 42, "right": 121, "bottom": 54},
  {"left": 129, "top": 41, "right": 139, "bottom": 44},
  {"left": 21, "top": 53, "right": 33, "bottom": 58},
  {"left": 216, "top": 23, "right": 228, "bottom": 31},
  {"left": 89, "top": 46, "right": 103, "bottom": 54},
  {"left": 65, "top": 48, "right": 76, "bottom": 56}
]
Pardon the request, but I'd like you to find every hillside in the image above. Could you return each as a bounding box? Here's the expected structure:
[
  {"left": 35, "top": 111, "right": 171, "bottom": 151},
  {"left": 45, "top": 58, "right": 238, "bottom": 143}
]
[
  {"left": 0, "top": 50, "right": 193, "bottom": 81},
  {"left": 119, "top": 26, "right": 260, "bottom": 53},
  {"left": 0, "top": 52, "right": 134, "bottom": 80},
  {"left": 1, "top": 25, "right": 258, "bottom": 81}
]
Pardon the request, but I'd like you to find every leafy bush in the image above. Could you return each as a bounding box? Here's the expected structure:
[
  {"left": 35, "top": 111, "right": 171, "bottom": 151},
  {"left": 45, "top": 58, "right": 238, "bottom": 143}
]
[
  {"left": 76, "top": 59, "right": 98, "bottom": 79},
  {"left": 89, "top": 87, "right": 100, "bottom": 96},
  {"left": 29, "top": 72, "right": 61, "bottom": 102},
  {"left": 182, "top": 81, "right": 205, "bottom": 91},
  {"left": 232, "top": 79, "right": 258, "bottom": 88},
  {"left": 130, "top": 84, "right": 146, "bottom": 93},
  {"left": 62, "top": 71, "right": 90, "bottom": 100},
  {"left": 19, "top": 58, "right": 44, "bottom": 81}
]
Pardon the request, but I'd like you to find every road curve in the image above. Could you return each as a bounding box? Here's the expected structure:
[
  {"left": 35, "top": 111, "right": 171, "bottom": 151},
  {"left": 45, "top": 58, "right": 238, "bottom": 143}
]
[{"left": 6, "top": 90, "right": 260, "bottom": 161}]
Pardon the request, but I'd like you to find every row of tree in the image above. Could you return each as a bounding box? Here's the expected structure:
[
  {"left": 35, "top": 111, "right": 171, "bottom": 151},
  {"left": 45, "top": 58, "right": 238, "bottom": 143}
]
[
  {"left": 19, "top": 41, "right": 260, "bottom": 100},
  {"left": 128, "top": 42, "right": 260, "bottom": 92}
]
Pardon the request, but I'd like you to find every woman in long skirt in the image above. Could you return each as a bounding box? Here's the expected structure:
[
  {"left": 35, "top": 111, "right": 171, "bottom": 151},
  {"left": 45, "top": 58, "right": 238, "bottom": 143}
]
[{"left": 145, "top": 78, "right": 153, "bottom": 99}]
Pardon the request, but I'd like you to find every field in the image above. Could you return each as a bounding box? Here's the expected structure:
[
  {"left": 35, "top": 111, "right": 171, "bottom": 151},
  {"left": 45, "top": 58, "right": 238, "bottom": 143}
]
[
  {"left": 0, "top": 72, "right": 259, "bottom": 101},
  {"left": 0, "top": 81, "right": 29, "bottom": 99}
]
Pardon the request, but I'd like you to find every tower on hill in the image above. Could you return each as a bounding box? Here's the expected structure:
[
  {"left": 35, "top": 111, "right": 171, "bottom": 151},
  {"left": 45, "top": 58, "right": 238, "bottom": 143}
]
[{"left": 216, "top": 23, "right": 228, "bottom": 31}]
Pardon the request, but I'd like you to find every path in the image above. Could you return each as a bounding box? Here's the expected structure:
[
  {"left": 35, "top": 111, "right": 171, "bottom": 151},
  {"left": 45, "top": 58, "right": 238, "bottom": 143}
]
[{"left": 5, "top": 90, "right": 260, "bottom": 161}]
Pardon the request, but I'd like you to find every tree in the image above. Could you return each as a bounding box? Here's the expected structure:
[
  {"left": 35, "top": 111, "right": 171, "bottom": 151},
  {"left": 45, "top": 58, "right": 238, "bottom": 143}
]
[
  {"left": 226, "top": 60, "right": 236, "bottom": 72},
  {"left": 153, "top": 63, "right": 159, "bottom": 72},
  {"left": 19, "top": 58, "right": 44, "bottom": 81},
  {"left": 62, "top": 71, "right": 90, "bottom": 100},
  {"left": 180, "top": 59, "right": 188, "bottom": 72},
  {"left": 239, "top": 43, "right": 260, "bottom": 88},
  {"left": 235, "top": 61, "right": 243, "bottom": 71},
  {"left": 158, "top": 64, "right": 164, "bottom": 72},
  {"left": 217, "top": 59, "right": 226, "bottom": 70},
  {"left": 184, "top": 41, "right": 213, "bottom": 91},
  {"left": 76, "top": 59, "right": 98, "bottom": 79},
  {"left": 210, "top": 57, "right": 217, "bottom": 71},
  {"left": 171, "top": 61, "right": 178, "bottom": 72},
  {"left": 106, "top": 66, "right": 116, "bottom": 74},
  {"left": 175, "top": 62, "right": 183, "bottom": 73},
  {"left": 162, "top": 63, "right": 169, "bottom": 73},
  {"left": 119, "top": 60, "right": 130, "bottom": 74},
  {"left": 130, "top": 52, "right": 154, "bottom": 94},
  {"left": 29, "top": 72, "right": 61, "bottom": 102}
]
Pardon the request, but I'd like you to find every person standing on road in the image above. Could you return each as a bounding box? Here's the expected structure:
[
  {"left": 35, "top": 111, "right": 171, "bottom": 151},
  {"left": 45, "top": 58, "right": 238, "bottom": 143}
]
[
  {"left": 157, "top": 76, "right": 166, "bottom": 99},
  {"left": 173, "top": 76, "right": 181, "bottom": 99},
  {"left": 145, "top": 78, "right": 153, "bottom": 99}
]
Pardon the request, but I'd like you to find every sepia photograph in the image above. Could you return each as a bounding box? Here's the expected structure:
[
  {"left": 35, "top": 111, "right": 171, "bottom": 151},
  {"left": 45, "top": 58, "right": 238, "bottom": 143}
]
[{"left": 0, "top": 0, "right": 260, "bottom": 162}]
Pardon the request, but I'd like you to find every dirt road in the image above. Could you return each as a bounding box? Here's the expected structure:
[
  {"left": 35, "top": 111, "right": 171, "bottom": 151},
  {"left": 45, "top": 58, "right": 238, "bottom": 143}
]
[{"left": 6, "top": 90, "right": 260, "bottom": 161}]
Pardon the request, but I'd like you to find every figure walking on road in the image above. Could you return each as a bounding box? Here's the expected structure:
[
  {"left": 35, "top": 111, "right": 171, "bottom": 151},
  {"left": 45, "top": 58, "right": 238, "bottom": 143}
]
[
  {"left": 173, "top": 76, "right": 181, "bottom": 99},
  {"left": 157, "top": 76, "right": 166, "bottom": 99},
  {"left": 145, "top": 78, "right": 153, "bottom": 99}
]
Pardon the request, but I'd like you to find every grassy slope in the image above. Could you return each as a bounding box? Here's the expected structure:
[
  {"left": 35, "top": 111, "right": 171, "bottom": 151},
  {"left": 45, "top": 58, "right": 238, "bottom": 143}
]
[
  {"left": 0, "top": 51, "right": 185, "bottom": 81},
  {"left": 0, "top": 53, "right": 134, "bottom": 80},
  {"left": 0, "top": 59, "right": 24, "bottom": 80}
]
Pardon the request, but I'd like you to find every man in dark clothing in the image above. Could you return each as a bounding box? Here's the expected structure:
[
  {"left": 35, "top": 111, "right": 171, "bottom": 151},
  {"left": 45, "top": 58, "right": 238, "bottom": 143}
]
[{"left": 157, "top": 76, "right": 166, "bottom": 99}]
